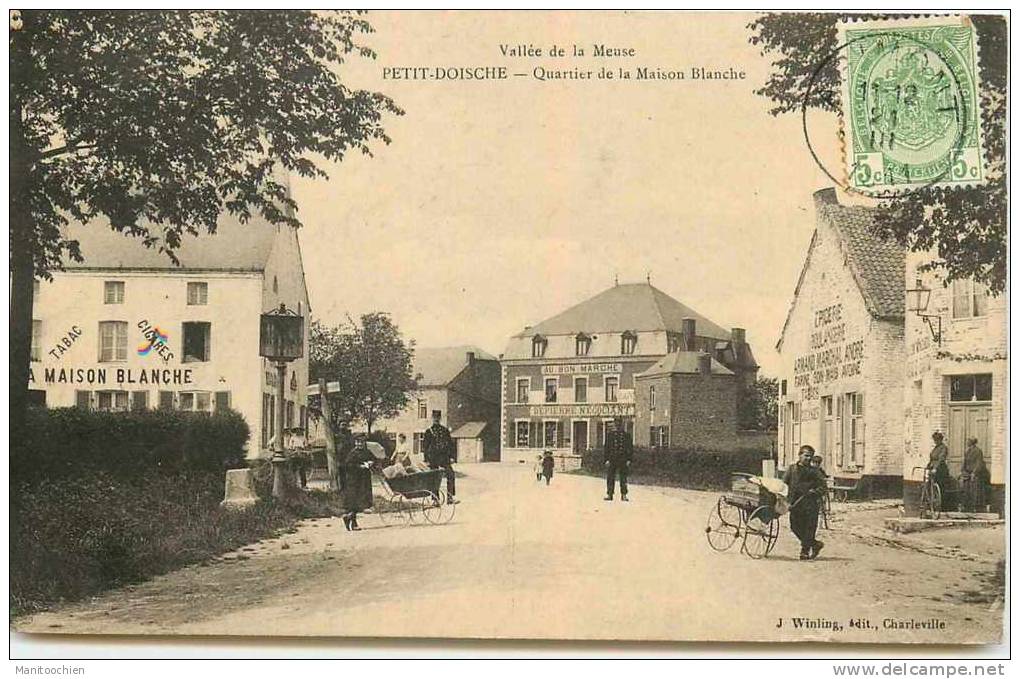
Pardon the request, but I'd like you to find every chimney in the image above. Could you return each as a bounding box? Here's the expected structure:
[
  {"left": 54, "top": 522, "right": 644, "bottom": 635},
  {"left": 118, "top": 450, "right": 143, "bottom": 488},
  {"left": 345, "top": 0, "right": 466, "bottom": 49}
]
[
  {"left": 681, "top": 318, "right": 697, "bottom": 351},
  {"left": 698, "top": 352, "right": 712, "bottom": 376},
  {"left": 731, "top": 327, "right": 746, "bottom": 345},
  {"left": 466, "top": 351, "right": 475, "bottom": 364}
]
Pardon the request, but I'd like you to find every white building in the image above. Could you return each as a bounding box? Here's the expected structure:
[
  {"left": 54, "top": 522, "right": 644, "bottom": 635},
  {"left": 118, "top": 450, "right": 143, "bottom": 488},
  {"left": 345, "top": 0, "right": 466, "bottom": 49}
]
[
  {"left": 775, "top": 189, "right": 906, "bottom": 495},
  {"left": 902, "top": 250, "right": 1007, "bottom": 515},
  {"left": 29, "top": 210, "right": 311, "bottom": 458}
]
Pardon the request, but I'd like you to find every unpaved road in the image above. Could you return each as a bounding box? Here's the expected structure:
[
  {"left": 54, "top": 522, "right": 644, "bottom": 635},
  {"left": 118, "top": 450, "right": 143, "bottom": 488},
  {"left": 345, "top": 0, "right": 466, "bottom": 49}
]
[{"left": 16, "top": 464, "right": 1003, "bottom": 643}]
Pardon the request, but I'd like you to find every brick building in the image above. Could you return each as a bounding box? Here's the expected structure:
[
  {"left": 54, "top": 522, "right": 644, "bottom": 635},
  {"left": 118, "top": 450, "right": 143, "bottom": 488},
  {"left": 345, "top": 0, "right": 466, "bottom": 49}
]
[
  {"left": 633, "top": 352, "right": 739, "bottom": 449},
  {"left": 500, "top": 282, "right": 758, "bottom": 467},
  {"left": 776, "top": 189, "right": 905, "bottom": 494},
  {"left": 901, "top": 251, "right": 1007, "bottom": 515}
]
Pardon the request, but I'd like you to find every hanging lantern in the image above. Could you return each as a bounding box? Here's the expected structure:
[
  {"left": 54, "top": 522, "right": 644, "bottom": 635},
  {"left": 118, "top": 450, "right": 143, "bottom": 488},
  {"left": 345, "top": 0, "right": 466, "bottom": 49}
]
[{"left": 260, "top": 304, "right": 304, "bottom": 361}]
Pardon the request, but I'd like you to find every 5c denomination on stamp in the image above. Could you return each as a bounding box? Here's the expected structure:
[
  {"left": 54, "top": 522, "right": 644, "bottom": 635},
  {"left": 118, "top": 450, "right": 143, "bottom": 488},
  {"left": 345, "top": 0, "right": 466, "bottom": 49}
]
[{"left": 838, "top": 17, "right": 986, "bottom": 194}]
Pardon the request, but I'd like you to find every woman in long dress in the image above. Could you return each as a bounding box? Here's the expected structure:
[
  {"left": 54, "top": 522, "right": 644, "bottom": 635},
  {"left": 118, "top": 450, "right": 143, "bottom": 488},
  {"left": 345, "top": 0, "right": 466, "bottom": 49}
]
[{"left": 342, "top": 435, "right": 376, "bottom": 531}]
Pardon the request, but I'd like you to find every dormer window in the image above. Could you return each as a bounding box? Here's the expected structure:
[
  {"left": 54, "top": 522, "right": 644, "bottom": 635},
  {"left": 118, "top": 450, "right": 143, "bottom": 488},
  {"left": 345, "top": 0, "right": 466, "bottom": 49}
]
[
  {"left": 621, "top": 331, "right": 637, "bottom": 355},
  {"left": 575, "top": 333, "right": 591, "bottom": 356},
  {"left": 667, "top": 332, "right": 682, "bottom": 354},
  {"left": 532, "top": 335, "right": 547, "bottom": 358}
]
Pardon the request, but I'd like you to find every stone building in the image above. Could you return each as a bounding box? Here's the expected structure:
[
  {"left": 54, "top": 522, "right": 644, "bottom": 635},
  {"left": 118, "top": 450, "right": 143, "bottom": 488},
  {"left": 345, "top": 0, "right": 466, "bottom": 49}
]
[
  {"left": 901, "top": 251, "right": 1007, "bottom": 515},
  {"left": 500, "top": 282, "right": 758, "bottom": 466},
  {"left": 29, "top": 209, "right": 312, "bottom": 458},
  {"left": 775, "top": 189, "right": 905, "bottom": 495}
]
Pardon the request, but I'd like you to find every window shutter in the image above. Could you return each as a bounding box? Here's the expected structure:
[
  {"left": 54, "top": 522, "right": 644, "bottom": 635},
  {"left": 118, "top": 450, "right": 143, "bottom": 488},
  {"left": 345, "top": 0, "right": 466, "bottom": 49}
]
[{"left": 215, "top": 391, "right": 231, "bottom": 412}]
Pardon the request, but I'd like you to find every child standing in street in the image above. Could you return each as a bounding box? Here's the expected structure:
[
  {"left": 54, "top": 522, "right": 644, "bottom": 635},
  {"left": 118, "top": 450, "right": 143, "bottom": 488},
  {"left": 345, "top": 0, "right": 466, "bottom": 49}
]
[
  {"left": 542, "top": 450, "right": 555, "bottom": 486},
  {"left": 534, "top": 453, "right": 543, "bottom": 481}
]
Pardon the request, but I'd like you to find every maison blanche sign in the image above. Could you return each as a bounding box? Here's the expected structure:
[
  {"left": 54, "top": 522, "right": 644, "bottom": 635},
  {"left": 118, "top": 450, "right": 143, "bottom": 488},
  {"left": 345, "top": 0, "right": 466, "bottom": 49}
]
[
  {"left": 29, "top": 366, "right": 195, "bottom": 385},
  {"left": 541, "top": 363, "right": 623, "bottom": 375},
  {"left": 529, "top": 403, "right": 635, "bottom": 417}
]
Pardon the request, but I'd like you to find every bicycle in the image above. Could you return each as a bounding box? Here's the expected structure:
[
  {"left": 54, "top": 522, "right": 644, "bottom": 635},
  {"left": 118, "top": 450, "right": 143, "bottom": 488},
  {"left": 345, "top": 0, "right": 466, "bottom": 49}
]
[{"left": 912, "top": 466, "right": 942, "bottom": 519}]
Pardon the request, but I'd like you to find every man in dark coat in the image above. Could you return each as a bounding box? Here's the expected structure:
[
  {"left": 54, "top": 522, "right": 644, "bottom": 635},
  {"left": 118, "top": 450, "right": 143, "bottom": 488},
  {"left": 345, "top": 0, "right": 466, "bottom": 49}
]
[
  {"left": 342, "top": 434, "right": 375, "bottom": 531},
  {"left": 423, "top": 410, "right": 458, "bottom": 504},
  {"left": 603, "top": 417, "right": 633, "bottom": 501},
  {"left": 928, "top": 431, "right": 951, "bottom": 504},
  {"left": 783, "top": 445, "right": 827, "bottom": 560},
  {"left": 961, "top": 437, "right": 989, "bottom": 512}
]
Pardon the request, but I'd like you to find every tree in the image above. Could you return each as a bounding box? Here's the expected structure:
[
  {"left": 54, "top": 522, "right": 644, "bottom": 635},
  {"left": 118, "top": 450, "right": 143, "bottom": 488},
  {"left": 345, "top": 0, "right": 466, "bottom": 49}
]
[
  {"left": 738, "top": 376, "right": 779, "bottom": 431},
  {"left": 748, "top": 14, "right": 1007, "bottom": 293},
  {"left": 309, "top": 313, "right": 417, "bottom": 434},
  {"left": 9, "top": 10, "right": 401, "bottom": 425}
]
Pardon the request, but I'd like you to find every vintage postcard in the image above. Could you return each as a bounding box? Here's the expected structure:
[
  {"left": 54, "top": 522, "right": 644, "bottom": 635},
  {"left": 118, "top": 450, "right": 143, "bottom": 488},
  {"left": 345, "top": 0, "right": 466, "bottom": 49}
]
[{"left": 9, "top": 10, "right": 1007, "bottom": 649}]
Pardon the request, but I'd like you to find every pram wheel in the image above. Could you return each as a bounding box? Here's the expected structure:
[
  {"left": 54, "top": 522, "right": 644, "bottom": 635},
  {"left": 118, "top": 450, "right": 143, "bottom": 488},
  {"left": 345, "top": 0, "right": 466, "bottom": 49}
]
[
  {"left": 422, "top": 490, "right": 456, "bottom": 525},
  {"left": 378, "top": 496, "right": 412, "bottom": 527},
  {"left": 705, "top": 496, "right": 741, "bottom": 552},
  {"left": 742, "top": 506, "right": 780, "bottom": 559}
]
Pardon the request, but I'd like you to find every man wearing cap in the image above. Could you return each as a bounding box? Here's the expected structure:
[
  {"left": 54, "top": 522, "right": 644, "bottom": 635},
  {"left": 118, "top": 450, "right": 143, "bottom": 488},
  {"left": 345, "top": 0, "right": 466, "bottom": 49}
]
[
  {"left": 783, "top": 445, "right": 827, "bottom": 560},
  {"left": 927, "top": 432, "right": 951, "bottom": 502},
  {"left": 423, "top": 410, "right": 458, "bottom": 504},
  {"left": 603, "top": 417, "right": 633, "bottom": 502}
]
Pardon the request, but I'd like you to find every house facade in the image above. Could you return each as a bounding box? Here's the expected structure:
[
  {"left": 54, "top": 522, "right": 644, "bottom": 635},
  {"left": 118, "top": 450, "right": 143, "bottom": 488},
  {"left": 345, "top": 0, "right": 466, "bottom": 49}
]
[
  {"left": 775, "top": 189, "right": 905, "bottom": 495},
  {"left": 29, "top": 208, "right": 311, "bottom": 458},
  {"left": 501, "top": 282, "right": 758, "bottom": 467},
  {"left": 901, "top": 251, "right": 1008, "bottom": 515}
]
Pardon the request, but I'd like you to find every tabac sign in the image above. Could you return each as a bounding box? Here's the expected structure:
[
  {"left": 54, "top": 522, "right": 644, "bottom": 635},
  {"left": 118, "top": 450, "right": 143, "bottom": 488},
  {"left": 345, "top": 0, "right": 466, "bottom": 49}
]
[{"left": 529, "top": 403, "right": 635, "bottom": 417}]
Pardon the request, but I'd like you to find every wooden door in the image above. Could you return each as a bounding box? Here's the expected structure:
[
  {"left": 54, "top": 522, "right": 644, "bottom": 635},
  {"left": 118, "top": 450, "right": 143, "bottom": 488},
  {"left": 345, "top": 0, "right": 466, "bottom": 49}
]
[
  {"left": 948, "top": 404, "right": 991, "bottom": 476},
  {"left": 572, "top": 420, "right": 588, "bottom": 453}
]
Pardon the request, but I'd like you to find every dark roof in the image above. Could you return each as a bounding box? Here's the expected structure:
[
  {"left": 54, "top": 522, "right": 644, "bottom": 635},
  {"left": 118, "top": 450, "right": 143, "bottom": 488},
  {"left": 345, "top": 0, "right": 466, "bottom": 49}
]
[
  {"left": 517, "top": 283, "right": 731, "bottom": 340},
  {"left": 60, "top": 212, "right": 280, "bottom": 271},
  {"left": 451, "top": 422, "right": 487, "bottom": 439},
  {"left": 815, "top": 189, "right": 905, "bottom": 318},
  {"left": 636, "top": 351, "right": 734, "bottom": 378},
  {"left": 777, "top": 190, "right": 905, "bottom": 350},
  {"left": 414, "top": 346, "right": 496, "bottom": 387}
]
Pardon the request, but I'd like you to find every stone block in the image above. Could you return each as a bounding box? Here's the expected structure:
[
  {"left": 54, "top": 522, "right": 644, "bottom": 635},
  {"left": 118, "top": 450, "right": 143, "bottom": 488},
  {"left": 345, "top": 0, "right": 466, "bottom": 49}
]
[{"left": 221, "top": 468, "right": 259, "bottom": 509}]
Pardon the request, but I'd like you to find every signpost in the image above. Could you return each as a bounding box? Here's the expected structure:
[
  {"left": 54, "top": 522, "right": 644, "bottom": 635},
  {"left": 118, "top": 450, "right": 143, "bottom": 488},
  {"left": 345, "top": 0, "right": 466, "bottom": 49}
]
[{"left": 259, "top": 303, "right": 304, "bottom": 499}]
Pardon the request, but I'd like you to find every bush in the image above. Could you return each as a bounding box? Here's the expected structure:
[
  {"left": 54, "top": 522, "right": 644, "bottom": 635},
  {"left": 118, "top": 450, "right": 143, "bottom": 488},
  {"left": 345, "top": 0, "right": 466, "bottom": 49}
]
[
  {"left": 580, "top": 446, "right": 772, "bottom": 491},
  {"left": 10, "top": 469, "right": 342, "bottom": 616},
  {"left": 11, "top": 407, "right": 250, "bottom": 484}
]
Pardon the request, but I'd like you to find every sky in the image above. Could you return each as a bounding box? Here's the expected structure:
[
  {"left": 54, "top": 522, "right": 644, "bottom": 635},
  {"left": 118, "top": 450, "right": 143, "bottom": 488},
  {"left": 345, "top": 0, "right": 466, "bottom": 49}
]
[{"left": 290, "top": 11, "right": 843, "bottom": 376}]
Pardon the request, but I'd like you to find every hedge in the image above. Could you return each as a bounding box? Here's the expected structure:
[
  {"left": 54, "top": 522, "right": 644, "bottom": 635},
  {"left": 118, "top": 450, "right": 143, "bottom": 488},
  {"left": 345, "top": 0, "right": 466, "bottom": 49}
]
[
  {"left": 11, "top": 406, "right": 250, "bottom": 484},
  {"left": 580, "top": 446, "right": 772, "bottom": 491}
]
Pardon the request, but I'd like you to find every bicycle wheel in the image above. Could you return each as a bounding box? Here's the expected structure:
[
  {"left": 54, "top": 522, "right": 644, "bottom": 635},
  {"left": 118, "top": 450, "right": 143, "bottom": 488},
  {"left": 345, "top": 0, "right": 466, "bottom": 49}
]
[
  {"left": 928, "top": 484, "right": 942, "bottom": 519},
  {"left": 705, "top": 496, "right": 741, "bottom": 552},
  {"left": 742, "top": 506, "right": 780, "bottom": 559}
]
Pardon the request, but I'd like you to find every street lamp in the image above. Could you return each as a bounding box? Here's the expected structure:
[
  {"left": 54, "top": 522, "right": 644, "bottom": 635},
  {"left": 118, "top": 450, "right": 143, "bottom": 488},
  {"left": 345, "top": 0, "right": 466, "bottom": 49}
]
[
  {"left": 260, "top": 303, "right": 304, "bottom": 498},
  {"left": 905, "top": 278, "right": 942, "bottom": 345}
]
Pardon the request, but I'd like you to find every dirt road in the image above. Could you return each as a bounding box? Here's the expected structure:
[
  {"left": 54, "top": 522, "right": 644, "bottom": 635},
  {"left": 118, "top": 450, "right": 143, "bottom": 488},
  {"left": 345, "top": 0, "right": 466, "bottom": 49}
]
[{"left": 17, "top": 464, "right": 1003, "bottom": 643}]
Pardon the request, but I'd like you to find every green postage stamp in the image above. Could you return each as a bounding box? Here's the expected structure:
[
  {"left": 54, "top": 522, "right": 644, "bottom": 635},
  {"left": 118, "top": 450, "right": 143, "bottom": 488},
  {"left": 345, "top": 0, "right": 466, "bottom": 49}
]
[{"left": 839, "top": 17, "right": 986, "bottom": 193}]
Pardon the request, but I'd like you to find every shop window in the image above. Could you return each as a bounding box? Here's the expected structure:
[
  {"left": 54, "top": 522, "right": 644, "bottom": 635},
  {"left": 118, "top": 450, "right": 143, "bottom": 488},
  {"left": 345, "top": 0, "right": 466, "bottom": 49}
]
[
  {"left": 182, "top": 321, "right": 211, "bottom": 362},
  {"left": 949, "top": 374, "right": 993, "bottom": 402},
  {"left": 104, "top": 281, "right": 125, "bottom": 304},
  {"left": 844, "top": 392, "right": 864, "bottom": 466},
  {"left": 543, "top": 421, "right": 559, "bottom": 448},
  {"left": 574, "top": 377, "right": 588, "bottom": 403},
  {"left": 532, "top": 335, "right": 547, "bottom": 358},
  {"left": 516, "top": 378, "right": 529, "bottom": 404},
  {"left": 187, "top": 281, "right": 208, "bottom": 305},
  {"left": 31, "top": 320, "right": 41, "bottom": 361},
  {"left": 544, "top": 377, "right": 558, "bottom": 403},
  {"left": 621, "top": 331, "right": 637, "bottom": 355},
  {"left": 515, "top": 421, "right": 530, "bottom": 447},
  {"left": 605, "top": 376, "right": 619, "bottom": 403},
  {"left": 215, "top": 391, "right": 232, "bottom": 412},
  {"left": 96, "top": 390, "right": 129, "bottom": 412},
  {"left": 181, "top": 391, "right": 212, "bottom": 413},
  {"left": 131, "top": 390, "right": 149, "bottom": 411},
  {"left": 952, "top": 279, "right": 988, "bottom": 319},
  {"left": 98, "top": 321, "right": 128, "bottom": 362},
  {"left": 417, "top": 399, "right": 428, "bottom": 419},
  {"left": 575, "top": 333, "right": 591, "bottom": 356},
  {"left": 75, "top": 390, "right": 92, "bottom": 410}
]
